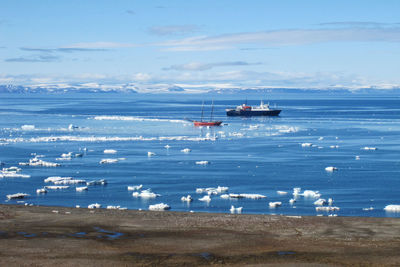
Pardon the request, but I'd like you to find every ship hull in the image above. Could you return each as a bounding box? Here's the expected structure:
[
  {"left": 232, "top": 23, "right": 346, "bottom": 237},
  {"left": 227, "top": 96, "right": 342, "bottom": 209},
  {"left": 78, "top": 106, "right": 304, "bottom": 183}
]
[
  {"left": 193, "top": 121, "right": 222, "bottom": 126},
  {"left": 226, "top": 109, "right": 281, "bottom": 117}
]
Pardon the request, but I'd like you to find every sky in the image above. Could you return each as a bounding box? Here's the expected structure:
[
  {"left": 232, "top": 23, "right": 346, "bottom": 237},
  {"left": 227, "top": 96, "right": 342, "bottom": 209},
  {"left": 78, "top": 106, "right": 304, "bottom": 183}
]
[{"left": 1, "top": 0, "right": 400, "bottom": 91}]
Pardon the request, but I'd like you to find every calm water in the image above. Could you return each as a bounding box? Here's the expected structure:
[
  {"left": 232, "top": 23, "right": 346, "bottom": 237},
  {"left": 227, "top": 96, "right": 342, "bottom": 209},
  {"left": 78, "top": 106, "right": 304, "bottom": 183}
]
[{"left": 0, "top": 93, "right": 399, "bottom": 217}]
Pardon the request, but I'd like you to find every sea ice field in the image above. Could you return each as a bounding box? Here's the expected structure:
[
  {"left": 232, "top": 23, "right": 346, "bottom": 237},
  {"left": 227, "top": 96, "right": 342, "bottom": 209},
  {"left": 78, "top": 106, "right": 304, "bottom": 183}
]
[{"left": 1, "top": 93, "right": 400, "bottom": 217}]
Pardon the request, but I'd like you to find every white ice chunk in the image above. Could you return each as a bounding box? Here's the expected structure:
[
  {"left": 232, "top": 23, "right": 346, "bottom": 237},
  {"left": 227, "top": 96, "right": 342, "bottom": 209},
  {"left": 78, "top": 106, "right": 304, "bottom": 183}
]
[
  {"left": 328, "top": 198, "right": 333, "bottom": 205},
  {"left": 302, "top": 190, "right": 321, "bottom": 198},
  {"left": 181, "top": 148, "right": 192, "bottom": 153},
  {"left": 199, "top": 195, "right": 211, "bottom": 202},
  {"left": 277, "top": 191, "right": 288, "bottom": 195},
  {"left": 195, "top": 161, "right": 209, "bottom": 165},
  {"left": 164, "top": 145, "right": 171, "bottom": 149},
  {"left": 301, "top": 143, "right": 313, "bottom": 147},
  {"left": 181, "top": 195, "right": 193, "bottom": 202},
  {"left": 230, "top": 205, "right": 243, "bottom": 214},
  {"left": 269, "top": 202, "right": 282, "bottom": 208},
  {"left": 99, "top": 158, "right": 119, "bottom": 164},
  {"left": 6, "top": 193, "right": 29, "bottom": 199},
  {"left": 289, "top": 198, "right": 296, "bottom": 204},
  {"left": 132, "top": 189, "right": 160, "bottom": 198},
  {"left": 86, "top": 179, "right": 107, "bottom": 186},
  {"left": 314, "top": 198, "right": 327, "bottom": 206},
  {"left": 21, "top": 125, "right": 35, "bottom": 130},
  {"left": 45, "top": 185, "right": 69, "bottom": 190},
  {"left": 36, "top": 188, "right": 47, "bottom": 194},
  {"left": 220, "top": 194, "right": 230, "bottom": 199},
  {"left": 104, "top": 149, "right": 117, "bottom": 154},
  {"left": 147, "top": 151, "right": 155, "bottom": 157},
  {"left": 127, "top": 185, "right": 143, "bottom": 191},
  {"left": 384, "top": 205, "right": 400, "bottom": 212},
  {"left": 325, "top": 166, "right": 338, "bottom": 172},
  {"left": 88, "top": 203, "right": 101, "bottom": 209},
  {"left": 293, "top": 187, "right": 301, "bottom": 197},
  {"left": 44, "top": 176, "right": 73, "bottom": 183},
  {"left": 355, "top": 155, "right": 360, "bottom": 160},
  {"left": 76, "top": 186, "right": 88, "bottom": 192},
  {"left": 363, "top": 147, "right": 377, "bottom": 150},
  {"left": 316, "top": 206, "right": 340, "bottom": 212},
  {"left": 149, "top": 203, "right": 170, "bottom": 211},
  {"left": 106, "top": 205, "right": 120, "bottom": 209}
]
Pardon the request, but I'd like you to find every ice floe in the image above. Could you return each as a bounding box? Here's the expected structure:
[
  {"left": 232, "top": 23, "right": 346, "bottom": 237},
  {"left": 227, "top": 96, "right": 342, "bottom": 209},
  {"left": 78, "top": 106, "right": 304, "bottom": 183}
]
[
  {"left": 195, "top": 161, "right": 209, "bottom": 165},
  {"left": 277, "top": 191, "right": 288, "bottom": 195},
  {"left": 36, "top": 188, "right": 47, "bottom": 194},
  {"left": 289, "top": 199, "right": 296, "bottom": 204},
  {"left": 314, "top": 199, "right": 327, "bottom": 206},
  {"left": 149, "top": 203, "right": 171, "bottom": 211},
  {"left": 181, "top": 148, "right": 191, "bottom": 153},
  {"left": 355, "top": 155, "right": 360, "bottom": 160},
  {"left": 181, "top": 195, "right": 193, "bottom": 202},
  {"left": 301, "top": 143, "right": 313, "bottom": 147},
  {"left": 94, "top": 115, "right": 186, "bottom": 124},
  {"left": 199, "top": 195, "right": 211, "bottom": 202},
  {"left": 325, "top": 166, "right": 338, "bottom": 172},
  {"left": 45, "top": 185, "right": 69, "bottom": 190},
  {"left": 104, "top": 149, "right": 117, "bottom": 154},
  {"left": 44, "top": 176, "right": 73, "bottom": 183},
  {"left": 384, "top": 205, "right": 400, "bottom": 212},
  {"left": 362, "top": 146, "right": 377, "bottom": 150},
  {"left": 363, "top": 207, "right": 374, "bottom": 211},
  {"left": 127, "top": 185, "right": 143, "bottom": 191},
  {"left": 195, "top": 186, "right": 228, "bottom": 195},
  {"left": 76, "top": 186, "right": 88, "bottom": 192},
  {"left": 86, "top": 179, "right": 107, "bottom": 186},
  {"left": 301, "top": 190, "right": 321, "bottom": 198},
  {"left": 269, "top": 202, "right": 282, "bottom": 208},
  {"left": 19, "top": 156, "right": 60, "bottom": 167},
  {"left": 229, "top": 193, "right": 267, "bottom": 199},
  {"left": 6, "top": 193, "right": 29, "bottom": 199},
  {"left": 315, "top": 206, "right": 340, "bottom": 212},
  {"left": 106, "top": 205, "right": 126, "bottom": 210},
  {"left": 21, "top": 125, "right": 35, "bottom": 130},
  {"left": 147, "top": 151, "right": 155, "bottom": 157},
  {"left": 4, "top": 135, "right": 217, "bottom": 143},
  {"left": 132, "top": 189, "right": 160, "bottom": 198},
  {"left": 230, "top": 205, "right": 243, "bottom": 214},
  {"left": 88, "top": 203, "right": 101, "bottom": 209},
  {"left": 164, "top": 145, "right": 171, "bottom": 149},
  {"left": 100, "top": 158, "right": 119, "bottom": 164}
]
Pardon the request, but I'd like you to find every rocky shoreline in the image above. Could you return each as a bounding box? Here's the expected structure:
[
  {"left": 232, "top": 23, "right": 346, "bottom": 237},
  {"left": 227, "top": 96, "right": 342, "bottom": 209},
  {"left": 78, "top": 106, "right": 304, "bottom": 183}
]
[{"left": 0, "top": 204, "right": 400, "bottom": 266}]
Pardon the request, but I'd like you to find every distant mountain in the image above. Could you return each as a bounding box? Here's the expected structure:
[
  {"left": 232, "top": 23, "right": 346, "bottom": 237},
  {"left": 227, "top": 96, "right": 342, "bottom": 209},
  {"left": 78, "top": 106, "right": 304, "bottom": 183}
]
[{"left": 0, "top": 84, "right": 138, "bottom": 94}]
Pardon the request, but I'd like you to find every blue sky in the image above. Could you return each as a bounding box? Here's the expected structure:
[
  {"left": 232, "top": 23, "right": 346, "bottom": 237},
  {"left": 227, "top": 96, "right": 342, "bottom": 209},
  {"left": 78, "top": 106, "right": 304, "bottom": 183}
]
[{"left": 1, "top": 0, "right": 400, "bottom": 91}]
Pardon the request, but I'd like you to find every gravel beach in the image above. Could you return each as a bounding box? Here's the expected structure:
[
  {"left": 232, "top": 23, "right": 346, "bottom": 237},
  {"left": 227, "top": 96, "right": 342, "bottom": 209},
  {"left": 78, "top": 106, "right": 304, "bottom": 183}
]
[{"left": 0, "top": 204, "right": 399, "bottom": 266}]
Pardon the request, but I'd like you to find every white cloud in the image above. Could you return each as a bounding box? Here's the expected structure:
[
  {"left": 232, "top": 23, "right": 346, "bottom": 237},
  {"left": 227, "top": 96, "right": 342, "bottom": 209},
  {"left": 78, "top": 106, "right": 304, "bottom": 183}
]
[
  {"left": 149, "top": 25, "right": 200, "bottom": 36},
  {"left": 62, "top": 42, "right": 136, "bottom": 49},
  {"left": 157, "top": 27, "right": 400, "bottom": 51},
  {"left": 164, "top": 61, "right": 260, "bottom": 71}
]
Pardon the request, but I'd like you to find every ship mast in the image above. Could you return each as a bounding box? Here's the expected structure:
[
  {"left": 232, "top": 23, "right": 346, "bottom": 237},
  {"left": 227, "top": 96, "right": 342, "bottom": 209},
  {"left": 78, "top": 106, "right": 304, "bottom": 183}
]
[
  {"left": 210, "top": 100, "right": 214, "bottom": 121},
  {"left": 200, "top": 101, "right": 204, "bottom": 122}
]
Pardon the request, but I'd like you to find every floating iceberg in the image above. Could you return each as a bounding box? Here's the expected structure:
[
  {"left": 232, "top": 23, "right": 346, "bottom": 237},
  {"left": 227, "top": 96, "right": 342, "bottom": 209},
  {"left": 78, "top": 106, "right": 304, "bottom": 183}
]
[
  {"left": 36, "top": 188, "right": 47, "bottom": 194},
  {"left": 277, "top": 191, "right": 288, "bottom": 195},
  {"left": 104, "top": 149, "right": 117, "bottom": 154},
  {"left": 147, "top": 152, "right": 155, "bottom": 157},
  {"left": 76, "top": 186, "right": 88, "bottom": 192},
  {"left": 301, "top": 143, "right": 313, "bottom": 147},
  {"left": 363, "top": 147, "right": 377, "bottom": 150},
  {"left": 269, "top": 202, "right": 282, "bottom": 208},
  {"left": 302, "top": 190, "right": 321, "bottom": 198},
  {"left": 384, "top": 205, "right": 400, "bottom": 212},
  {"left": 314, "top": 198, "right": 327, "bottom": 206},
  {"left": 195, "top": 186, "right": 228, "bottom": 195},
  {"left": 149, "top": 203, "right": 170, "bottom": 211},
  {"left": 127, "top": 185, "right": 143, "bottom": 191},
  {"left": 45, "top": 185, "right": 69, "bottom": 190},
  {"left": 316, "top": 206, "right": 340, "bottom": 212},
  {"left": 44, "top": 176, "right": 73, "bottom": 183},
  {"left": 325, "top": 166, "right": 338, "bottom": 172},
  {"left": 229, "top": 193, "right": 266, "bottom": 199},
  {"left": 21, "top": 125, "right": 35, "bottom": 130},
  {"left": 195, "top": 161, "right": 209, "bottom": 165},
  {"left": 132, "top": 189, "right": 160, "bottom": 198},
  {"left": 199, "top": 195, "right": 211, "bottom": 202},
  {"left": 6, "top": 193, "right": 29, "bottom": 199},
  {"left": 181, "top": 148, "right": 191, "bottom": 153},
  {"left": 230, "top": 205, "right": 243, "bottom": 214},
  {"left": 88, "top": 203, "right": 101, "bottom": 209},
  {"left": 100, "top": 159, "right": 119, "bottom": 164},
  {"left": 19, "top": 157, "right": 60, "bottom": 167},
  {"left": 181, "top": 195, "right": 193, "bottom": 202},
  {"left": 86, "top": 179, "right": 107, "bottom": 186}
]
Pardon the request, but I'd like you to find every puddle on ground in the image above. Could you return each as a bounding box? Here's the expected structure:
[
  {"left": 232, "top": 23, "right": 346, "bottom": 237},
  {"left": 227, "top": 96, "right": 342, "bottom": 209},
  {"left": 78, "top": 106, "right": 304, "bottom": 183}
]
[
  {"left": 93, "top": 227, "right": 124, "bottom": 240},
  {"left": 17, "top": 231, "right": 37, "bottom": 237}
]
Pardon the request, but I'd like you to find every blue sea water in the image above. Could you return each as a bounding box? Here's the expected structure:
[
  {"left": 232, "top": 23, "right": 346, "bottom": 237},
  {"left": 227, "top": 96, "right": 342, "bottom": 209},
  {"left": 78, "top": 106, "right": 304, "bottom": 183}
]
[{"left": 0, "top": 92, "right": 399, "bottom": 217}]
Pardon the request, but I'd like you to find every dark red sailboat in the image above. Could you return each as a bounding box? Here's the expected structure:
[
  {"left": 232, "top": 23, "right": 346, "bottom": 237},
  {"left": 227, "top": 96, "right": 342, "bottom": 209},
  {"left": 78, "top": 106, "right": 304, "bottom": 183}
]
[{"left": 193, "top": 100, "right": 222, "bottom": 126}]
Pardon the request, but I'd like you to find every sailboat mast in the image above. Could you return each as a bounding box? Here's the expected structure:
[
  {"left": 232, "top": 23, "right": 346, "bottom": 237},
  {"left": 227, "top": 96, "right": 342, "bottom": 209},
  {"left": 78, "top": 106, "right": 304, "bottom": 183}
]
[
  {"left": 200, "top": 101, "right": 204, "bottom": 122},
  {"left": 210, "top": 100, "right": 214, "bottom": 121}
]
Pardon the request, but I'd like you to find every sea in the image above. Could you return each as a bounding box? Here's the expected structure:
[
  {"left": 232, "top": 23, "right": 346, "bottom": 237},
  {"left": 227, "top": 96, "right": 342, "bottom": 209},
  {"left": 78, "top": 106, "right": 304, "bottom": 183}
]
[{"left": 0, "top": 92, "right": 399, "bottom": 217}]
